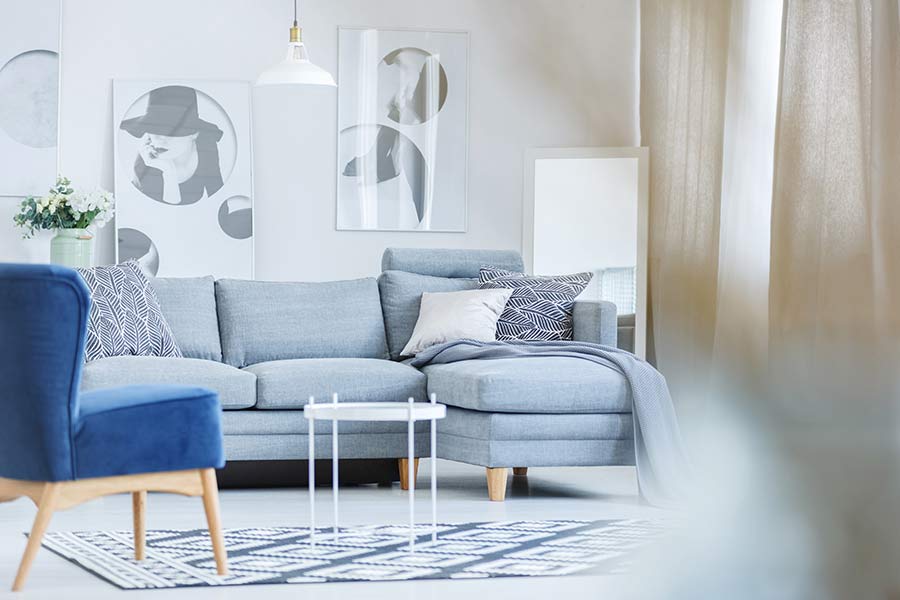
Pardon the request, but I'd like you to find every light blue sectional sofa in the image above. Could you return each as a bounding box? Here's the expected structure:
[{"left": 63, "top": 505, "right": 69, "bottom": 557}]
[{"left": 80, "top": 248, "right": 634, "bottom": 501}]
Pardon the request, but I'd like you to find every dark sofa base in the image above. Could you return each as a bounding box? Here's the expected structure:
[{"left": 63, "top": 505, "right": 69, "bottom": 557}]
[{"left": 216, "top": 459, "right": 400, "bottom": 488}]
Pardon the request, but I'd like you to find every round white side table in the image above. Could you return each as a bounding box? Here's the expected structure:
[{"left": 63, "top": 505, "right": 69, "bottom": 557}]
[{"left": 303, "top": 394, "right": 447, "bottom": 552}]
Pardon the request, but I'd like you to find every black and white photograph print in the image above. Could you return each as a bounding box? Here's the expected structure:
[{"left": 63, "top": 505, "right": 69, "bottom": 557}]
[
  {"left": 337, "top": 28, "right": 468, "bottom": 232},
  {"left": 114, "top": 80, "right": 252, "bottom": 278},
  {"left": 0, "top": 0, "right": 60, "bottom": 196},
  {"left": 119, "top": 85, "right": 230, "bottom": 206}
]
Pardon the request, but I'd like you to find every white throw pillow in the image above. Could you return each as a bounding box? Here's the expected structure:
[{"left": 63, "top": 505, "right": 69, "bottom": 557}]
[{"left": 401, "top": 288, "right": 513, "bottom": 356}]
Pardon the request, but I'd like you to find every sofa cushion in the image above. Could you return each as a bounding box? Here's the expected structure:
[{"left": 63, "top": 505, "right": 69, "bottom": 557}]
[
  {"left": 76, "top": 261, "right": 181, "bottom": 361},
  {"left": 151, "top": 276, "right": 222, "bottom": 361},
  {"left": 439, "top": 407, "right": 635, "bottom": 468},
  {"left": 479, "top": 267, "right": 592, "bottom": 341},
  {"left": 401, "top": 288, "right": 512, "bottom": 356},
  {"left": 421, "top": 357, "right": 631, "bottom": 414},
  {"left": 216, "top": 278, "right": 389, "bottom": 367},
  {"left": 244, "top": 358, "right": 427, "bottom": 409},
  {"left": 80, "top": 356, "right": 256, "bottom": 409},
  {"left": 378, "top": 271, "right": 478, "bottom": 360},
  {"left": 381, "top": 247, "right": 525, "bottom": 278}
]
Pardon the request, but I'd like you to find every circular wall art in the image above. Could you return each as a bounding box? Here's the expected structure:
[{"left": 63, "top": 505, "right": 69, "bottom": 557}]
[
  {"left": 0, "top": 49, "right": 59, "bottom": 148},
  {"left": 118, "top": 228, "right": 160, "bottom": 276},
  {"left": 378, "top": 47, "right": 448, "bottom": 125},
  {"left": 117, "top": 85, "right": 237, "bottom": 206},
  {"left": 218, "top": 195, "right": 253, "bottom": 240},
  {"left": 338, "top": 124, "right": 429, "bottom": 230}
]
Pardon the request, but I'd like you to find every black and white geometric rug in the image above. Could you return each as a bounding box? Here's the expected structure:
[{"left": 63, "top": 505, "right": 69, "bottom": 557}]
[{"left": 40, "top": 519, "right": 665, "bottom": 589}]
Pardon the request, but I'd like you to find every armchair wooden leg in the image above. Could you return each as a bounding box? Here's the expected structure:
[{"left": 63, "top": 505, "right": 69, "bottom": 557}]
[
  {"left": 486, "top": 468, "right": 509, "bottom": 502},
  {"left": 13, "top": 483, "right": 61, "bottom": 592},
  {"left": 132, "top": 491, "right": 146, "bottom": 561},
  {"left": 199, "top": 469, "right": 228, "bottom": 575},
  {"left": 398, "top": 458, "right": 419, "bottom": 491},
  {"left": 513, "top": 467, "right": 528, "bottom": 477}
]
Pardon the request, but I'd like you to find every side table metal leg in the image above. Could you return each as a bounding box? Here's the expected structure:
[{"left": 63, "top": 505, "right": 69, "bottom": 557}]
[
  {"left": 430, "top": 392, "right": 438, "bottom": 543},
  {"left": 407, "top": 397, "right": 415, "bottom": 553},
  {"left": 332, "top": 393, "right": 339, "bottom": 542},
  {"left": 308, "top": 396, "right": 316, "bottom": 545}
]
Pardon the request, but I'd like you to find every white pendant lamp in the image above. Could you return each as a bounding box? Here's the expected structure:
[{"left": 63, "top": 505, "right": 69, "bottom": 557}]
[{"left": 256, "top": 0, "right": 336, "bottom": 87}]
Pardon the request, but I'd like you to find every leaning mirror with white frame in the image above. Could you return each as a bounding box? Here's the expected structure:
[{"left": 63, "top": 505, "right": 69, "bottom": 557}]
[{"left": 523, "top": 147, "right": 649, "bottom": 358}]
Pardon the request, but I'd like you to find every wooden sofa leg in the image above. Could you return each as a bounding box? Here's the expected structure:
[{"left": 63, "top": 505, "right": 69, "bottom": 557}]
[
  {"left": 398, "top": 458, "right": 419, "bottom": 491},
  {"left": 486, "top": 468, "right": 509, "bottom": 502},
  {"left": 133, "top": 491, "right": 147, "bottom": 560},
  {"left": 513, "top": 467, "right": 528, "bottom": 477}
]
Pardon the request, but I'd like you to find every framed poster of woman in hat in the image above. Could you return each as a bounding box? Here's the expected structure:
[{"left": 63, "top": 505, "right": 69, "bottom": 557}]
[{"left": 113, "top": 80, "right": 253, "bottom": 278}]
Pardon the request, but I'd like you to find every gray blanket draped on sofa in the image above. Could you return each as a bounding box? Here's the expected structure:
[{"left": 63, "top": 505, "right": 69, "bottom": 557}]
[{"left": 410, "top": 339, "right": 693, "bottom": 507}]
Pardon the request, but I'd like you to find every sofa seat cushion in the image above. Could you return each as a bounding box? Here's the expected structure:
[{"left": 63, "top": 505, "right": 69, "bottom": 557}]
[
  {"left": 422, "top": 357, "right": 631, "bottom": 414},
  {"left": 75, "top": 385, "right": 224, "bottom": 478},
  {"left": 244, "top": 358, "right": 427, "bottom": 410},
  {"left": 80, "top": 356, "right": 256, "bottom": 410}
]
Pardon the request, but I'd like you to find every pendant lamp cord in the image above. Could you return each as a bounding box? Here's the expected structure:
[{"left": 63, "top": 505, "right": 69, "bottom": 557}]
[{"left": 294, "top": 0, "right": 299, "bottom": 27}]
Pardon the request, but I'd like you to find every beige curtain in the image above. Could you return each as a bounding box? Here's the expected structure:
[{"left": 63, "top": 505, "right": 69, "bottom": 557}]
[
  {"left": 767, "top": 1, "right": 900, "bottom": 595},
  {"left": 639, "top": 0, "right": 730, "bottom": 429},
  {"left": 640, "top": 0, "right": 900, "bottom": 594},
  {"left": 771, "top": 0, "right": 900, "bottom": 420}
]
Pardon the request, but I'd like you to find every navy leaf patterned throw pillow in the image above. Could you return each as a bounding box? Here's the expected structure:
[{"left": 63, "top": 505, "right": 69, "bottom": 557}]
[
  {"left": 76, "top": 260, "right": 182, "bottom": 362},
  {"left": 479, "top": 267, "right": 592, "bottom": 341}
]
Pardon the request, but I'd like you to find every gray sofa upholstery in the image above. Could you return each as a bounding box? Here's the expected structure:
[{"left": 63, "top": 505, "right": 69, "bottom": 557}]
[
  {"left": 80, "top": 248, "right": 633, "bottom": 501},
  {"left": 378, "top": 249, "right": 634, "bottom": 499}
]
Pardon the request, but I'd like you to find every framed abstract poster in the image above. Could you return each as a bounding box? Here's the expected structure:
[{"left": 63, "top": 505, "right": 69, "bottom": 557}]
[
  {"left": 113, "top": 80, "right": 253, "bottom": 278},
  {"left": 337, "top": 27, "right": 468, "bottom": 232},
  {"left": 0, "top": 0, "right": 60, "bottom": 196}
]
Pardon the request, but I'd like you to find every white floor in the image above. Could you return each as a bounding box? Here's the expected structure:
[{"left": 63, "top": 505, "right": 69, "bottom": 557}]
[{"left": 0, "top": 461, "right": 664, "bottom": 600}]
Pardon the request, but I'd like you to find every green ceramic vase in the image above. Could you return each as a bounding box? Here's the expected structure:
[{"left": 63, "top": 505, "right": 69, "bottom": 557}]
[{"left": 50, "top": 228, "right": 94, "bottom": 268}]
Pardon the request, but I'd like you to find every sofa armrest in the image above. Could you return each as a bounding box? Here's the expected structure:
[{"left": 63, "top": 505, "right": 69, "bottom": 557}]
[{"left": 572, "top": 300, "right": 618, "bottom": 347}]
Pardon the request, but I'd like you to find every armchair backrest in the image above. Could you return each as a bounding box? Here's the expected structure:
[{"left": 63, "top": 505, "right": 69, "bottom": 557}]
[{"left": 0, "top": 263, "right": 89, "bottom": 481}]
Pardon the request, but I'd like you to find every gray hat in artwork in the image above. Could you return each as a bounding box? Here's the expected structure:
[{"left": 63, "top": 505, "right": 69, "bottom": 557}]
[{"left": 120, "top": 85, "right": 223, "bottom": 139}]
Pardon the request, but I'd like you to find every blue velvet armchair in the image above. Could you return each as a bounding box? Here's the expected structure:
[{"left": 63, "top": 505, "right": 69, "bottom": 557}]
[{"left": 0, "top": 263, "right": 228, "bottom": 590}]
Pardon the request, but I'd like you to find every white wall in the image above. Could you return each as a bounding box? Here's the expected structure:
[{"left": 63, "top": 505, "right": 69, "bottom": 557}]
[{"left": 0, "top": 0, "right": 638, "bottom": 281}]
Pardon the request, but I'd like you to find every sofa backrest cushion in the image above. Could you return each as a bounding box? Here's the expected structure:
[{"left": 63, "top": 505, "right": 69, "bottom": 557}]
[
  {"left": 378, "top": 271, "right": 478, "bottom": 360},
  {"left": 381, "top": 248, "right": 524, "bottom": 278},
  {"left": 216, "top": 278, "right": 389, "bottom": 367},
  {"left": 378, "top": 248, "right": 526, "bottom": 360},
  {"left": 151, "top": 276, "right": 222, "bottom": 362}
]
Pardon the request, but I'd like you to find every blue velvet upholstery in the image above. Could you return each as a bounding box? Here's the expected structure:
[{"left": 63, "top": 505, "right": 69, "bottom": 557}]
[
  {"left": 0, "top": 263, "right": 224, "bottom": 482},
  {"left": 75, "top": 386, "right": 223, "bottom": 478}
]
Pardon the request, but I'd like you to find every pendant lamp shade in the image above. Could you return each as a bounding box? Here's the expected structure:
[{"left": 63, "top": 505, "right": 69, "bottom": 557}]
[{"left": 255, "top": 0, "right": 336, "bottom": 87}]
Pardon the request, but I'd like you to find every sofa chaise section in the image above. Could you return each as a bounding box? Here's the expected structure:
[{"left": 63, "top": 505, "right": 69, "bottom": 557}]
[{"left": 378, "top": 247, "right": 634, "bottom": 501}]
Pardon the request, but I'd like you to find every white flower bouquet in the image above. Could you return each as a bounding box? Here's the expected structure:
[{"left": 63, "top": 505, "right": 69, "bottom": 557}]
[{"left": 13, "top": 176, "right": 115, "bottom": 238}]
